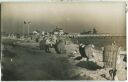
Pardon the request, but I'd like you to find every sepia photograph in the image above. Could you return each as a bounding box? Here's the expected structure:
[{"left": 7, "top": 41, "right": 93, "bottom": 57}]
[{"left": 1, "top": 0, "right": 127, "bottom": 81}]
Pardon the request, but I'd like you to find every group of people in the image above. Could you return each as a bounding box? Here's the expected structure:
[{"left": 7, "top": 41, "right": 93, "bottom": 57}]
[{"left": 39, "top": 34, "right": 66, "bottom": 54}]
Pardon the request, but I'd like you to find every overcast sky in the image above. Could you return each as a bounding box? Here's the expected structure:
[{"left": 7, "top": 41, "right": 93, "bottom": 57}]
[{"left": 1, "top": 2, "right": 126, "bottom": 36}]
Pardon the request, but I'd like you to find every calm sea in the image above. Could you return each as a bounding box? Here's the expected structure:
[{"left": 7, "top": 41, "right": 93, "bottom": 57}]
[{"left": 72, "top": 36, "right": 126, "bottom": 50}]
